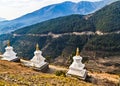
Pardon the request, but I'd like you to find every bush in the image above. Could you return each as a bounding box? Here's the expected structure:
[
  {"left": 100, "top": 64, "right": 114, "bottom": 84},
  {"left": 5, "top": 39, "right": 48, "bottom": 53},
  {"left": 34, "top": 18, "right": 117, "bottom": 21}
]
[{"left": 55, "top": 70, "right": 66, "bottom": 77}]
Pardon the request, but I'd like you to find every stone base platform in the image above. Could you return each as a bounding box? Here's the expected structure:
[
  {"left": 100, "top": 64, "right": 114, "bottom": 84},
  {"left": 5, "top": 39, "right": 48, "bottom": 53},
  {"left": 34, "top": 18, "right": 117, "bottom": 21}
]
[
  {"left": 10, "top": 58, "right": 20, "bottom": 62},
  {"left": 33, "top": 63, "right": 49, "bottom": 73},
  {"left": 0, "top": 57, "right": 20, "bottom": 62},
  {"left": 66, "top": 69, "right": 87, "bottom": 80},
  {"left": 20, "top": 59, "right": 49, "bottom": 73}
]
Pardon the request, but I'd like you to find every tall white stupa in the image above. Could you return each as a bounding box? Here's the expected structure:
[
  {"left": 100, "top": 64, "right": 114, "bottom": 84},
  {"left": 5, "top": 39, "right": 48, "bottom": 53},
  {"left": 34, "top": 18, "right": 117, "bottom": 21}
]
[
  {"left": 21, "top": 44, "right": 49, "bottom": 72},
  {"left": 0, "top": 40, "right": 19, "bottom": 61},
  {"left": 66, "top": 48, "right": 87, "bottom": 80},
  {"left": 30, "top": 43, "right": 47, "bottom": 68}
]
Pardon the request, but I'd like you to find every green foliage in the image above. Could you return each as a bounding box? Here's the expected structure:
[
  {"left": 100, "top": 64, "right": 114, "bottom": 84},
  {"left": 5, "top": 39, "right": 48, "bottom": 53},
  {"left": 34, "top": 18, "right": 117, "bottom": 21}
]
[
  {"left": 85, "top": 34, "right": 120, "bottom": 56},
  {"left": 14, "top": 1, "right": 120, "bottom": 34},
  {"left": 55, "top": 70, "right": 66, "bottom": 77},
  {"left": 13, "top": 15, "right": 95, "bottom": 34},
  {"left": 0, "top": 34, "right": 88, "bottom": 60},
  {"left": 0, "top": 34, "right": 13, "bottom": 41},
  {"left": 91, "top": 1, "right": 120, "bottom": 32},
  {"left": 86, "top": 34, "right": 120, "bottom": 51},
  {"left": 44, "top": 35, "right": 88, "bottom": 58}
]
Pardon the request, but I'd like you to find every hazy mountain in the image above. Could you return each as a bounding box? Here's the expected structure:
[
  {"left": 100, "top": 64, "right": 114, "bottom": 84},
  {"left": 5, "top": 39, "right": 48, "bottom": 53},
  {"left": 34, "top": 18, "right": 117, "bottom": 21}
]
[
  {"left": 0, "top": 0, "right": 118, "bottom": 34},
  {"left": 14, "top": 1, "right": 120, "bottom": 34},
  {"left": 0, "top": 17, "right": 6, "bottom": 22}
]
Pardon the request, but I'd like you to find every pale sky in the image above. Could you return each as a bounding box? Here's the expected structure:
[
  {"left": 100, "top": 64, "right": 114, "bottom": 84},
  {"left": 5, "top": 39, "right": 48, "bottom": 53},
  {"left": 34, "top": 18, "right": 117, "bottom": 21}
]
[{"left": 0, "top": 0, "right": 101, "bottom": 20}]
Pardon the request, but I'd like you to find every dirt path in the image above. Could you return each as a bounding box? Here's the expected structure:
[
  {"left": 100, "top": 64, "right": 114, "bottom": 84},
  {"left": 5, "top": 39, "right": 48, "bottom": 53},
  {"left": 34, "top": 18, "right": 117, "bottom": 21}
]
[
  {"left": 49, "top": 65, "right": 68, "bottom": 71},
  {"left": 89, "top": 72, "right": 119, "bottom": 83},
  {"left": 49, "top": 65, "right": 119, "bottom": 83}
]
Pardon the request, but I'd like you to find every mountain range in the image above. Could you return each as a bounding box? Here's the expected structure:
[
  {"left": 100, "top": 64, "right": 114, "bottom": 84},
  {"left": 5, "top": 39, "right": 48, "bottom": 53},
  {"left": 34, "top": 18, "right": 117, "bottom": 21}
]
[
  {"left": 13, "top": 0, "right": 120, "bottom": 34},
  {"left": 0, "top": 0, "right": 118, "bottom": 34},
  {"left": 0, "top": 0, "right": 120, "bottom": 70}
]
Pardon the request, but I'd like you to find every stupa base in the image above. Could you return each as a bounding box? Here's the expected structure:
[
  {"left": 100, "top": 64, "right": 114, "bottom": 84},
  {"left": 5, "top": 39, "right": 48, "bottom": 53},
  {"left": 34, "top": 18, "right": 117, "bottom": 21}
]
[
  {"left": 10, "top": 58, "right": 20, "bottom": 62},
  {"left": 33, "top": 63, "right": 49, "bottom": 72},
  {"left": 1, "top": 57, "right": 20, "bottom": 62},
  {"left": 20, "top": 59, "right": 49, "bottom": 72},
  {"left": 66, "top": 69, "right": 87, "bottom": 80}
]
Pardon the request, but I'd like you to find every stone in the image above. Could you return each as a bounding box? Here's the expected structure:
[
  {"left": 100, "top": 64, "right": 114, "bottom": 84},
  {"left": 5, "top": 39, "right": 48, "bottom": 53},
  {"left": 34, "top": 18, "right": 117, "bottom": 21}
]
[{"left": 66, "top": 48, "right": 87, "bottom": 80}]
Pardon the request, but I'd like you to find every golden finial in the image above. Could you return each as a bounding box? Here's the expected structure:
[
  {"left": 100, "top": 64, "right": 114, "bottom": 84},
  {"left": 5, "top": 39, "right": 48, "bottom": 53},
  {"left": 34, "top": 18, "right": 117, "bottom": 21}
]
[
  {"left": 7, "top": 40, "right": 10, "bottom": 46},
  {"left": 36, "top": 43, "right": 39, "bottom": 51},
  {"left": 76, "top": 47, "right": 80, "bottom": 56}
]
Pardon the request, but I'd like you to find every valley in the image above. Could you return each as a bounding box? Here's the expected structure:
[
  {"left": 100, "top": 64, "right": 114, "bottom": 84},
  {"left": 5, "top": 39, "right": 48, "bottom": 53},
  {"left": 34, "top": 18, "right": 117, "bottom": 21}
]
[{"left": 0, "top": 0, "right": 120, "bottom": 85}]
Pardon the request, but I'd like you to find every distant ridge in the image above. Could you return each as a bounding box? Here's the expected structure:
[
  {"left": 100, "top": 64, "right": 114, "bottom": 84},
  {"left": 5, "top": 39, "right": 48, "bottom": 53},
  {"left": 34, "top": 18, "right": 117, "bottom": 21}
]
[
  {"left": 13, "top": 1, "right": 120, "bottom": 34},
  {"left": 0, "top": 17, "right": 6, "bottom": 22},
  {"left": 0, "top": 0, "right": 118, "bottom": 34}
]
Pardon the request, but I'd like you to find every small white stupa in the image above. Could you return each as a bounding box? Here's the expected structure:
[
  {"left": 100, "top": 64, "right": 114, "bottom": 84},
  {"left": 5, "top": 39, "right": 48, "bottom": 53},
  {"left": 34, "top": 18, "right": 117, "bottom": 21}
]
[
  {"left": 21, "top": 44, "right": 49, "bottom": 72},
  {"left": 66, "top": 48, "right": 87, "bottom": 80},
  {"left": 0, "top": 40, "right": 19, "bottom": 61}
]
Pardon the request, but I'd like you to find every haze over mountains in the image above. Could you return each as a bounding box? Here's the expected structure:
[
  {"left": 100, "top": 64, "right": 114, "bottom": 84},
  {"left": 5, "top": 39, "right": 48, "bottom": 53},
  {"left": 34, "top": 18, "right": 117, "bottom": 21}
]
[
  {"left": 13, "top": 0, "right": 120, "bottom": 34},
  {"left": 0, "top": 17, "right": 6, "bottom": 22},
  {"left": 0, "top": 0, "right": 118, "bottom": 34}
]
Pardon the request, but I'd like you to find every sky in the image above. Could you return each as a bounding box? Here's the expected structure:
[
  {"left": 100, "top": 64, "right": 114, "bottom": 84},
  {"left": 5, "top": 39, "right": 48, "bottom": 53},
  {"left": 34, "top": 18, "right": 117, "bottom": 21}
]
[{"left": 0, "top": 0, "right": 101, "bottom": 20}]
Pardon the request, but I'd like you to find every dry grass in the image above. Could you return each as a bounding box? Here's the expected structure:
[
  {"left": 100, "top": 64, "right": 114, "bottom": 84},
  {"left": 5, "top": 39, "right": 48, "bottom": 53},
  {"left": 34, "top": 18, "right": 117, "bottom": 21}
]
[
  {"left": 88, "top": 71, "right": 119, "bottom": 83},
  {"left": 0, "top": 60, "right": 94, "bottom": 86},
  {"left": 0, "top": 60, "right": 119, "bottom": 86}
]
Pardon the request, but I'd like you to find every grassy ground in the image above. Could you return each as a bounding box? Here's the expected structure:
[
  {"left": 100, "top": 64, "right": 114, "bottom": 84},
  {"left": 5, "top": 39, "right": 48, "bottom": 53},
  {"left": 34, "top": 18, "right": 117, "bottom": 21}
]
[
  {"left": 0, "top": 60, "right": 94, "bottom": 86},
  {"left": 0, "top": 60, "right": 119, "bottom": 86}
]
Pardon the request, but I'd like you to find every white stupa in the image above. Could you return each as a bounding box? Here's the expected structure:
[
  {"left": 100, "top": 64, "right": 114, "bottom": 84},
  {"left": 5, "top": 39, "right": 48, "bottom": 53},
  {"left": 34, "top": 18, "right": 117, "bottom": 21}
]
[
  {"left": 0, "top": 40, "right": 18, "bottom": 61},
  {"left": 66, "top": 48, "right": 87, "bottom": 80},
  {"left": 21, "top": 44, "right": 49, "bottom": 72}
]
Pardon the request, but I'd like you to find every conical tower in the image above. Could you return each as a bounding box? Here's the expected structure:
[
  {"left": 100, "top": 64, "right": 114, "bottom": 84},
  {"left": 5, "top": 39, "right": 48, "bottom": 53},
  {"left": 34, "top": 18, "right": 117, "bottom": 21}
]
[
  {"left": 0, "top": 40, "right": 18, "bottom": 61},
  {"left": 66, "top": 47, "right": 87, "bottom": 80},
  {"left": 20, "top": 43, "right": 49, "bottom": 72},
  {"left": 30, "top": 43, "right": 46, "bottom": 67}
]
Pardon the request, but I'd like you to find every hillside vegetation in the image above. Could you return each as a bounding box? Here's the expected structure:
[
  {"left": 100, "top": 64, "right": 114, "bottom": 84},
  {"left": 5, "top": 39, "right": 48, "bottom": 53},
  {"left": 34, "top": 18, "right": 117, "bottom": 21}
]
[
  {"left": 85, "top": 34, "right": 120, "bottom": 56},
  {"left": 13, "top": 15, "right": 95, "bottom": 34},
  {"left": 0, "top": 1, "right": 120, "bottom": 75},
  {"left": 91, "top": 1, "right": 120, "bottom": 32},
  {"left": 0, "top": 0, "right": 117, "bottom": 34},
  {"left": 9, "top": 1, "right": 120, "bottom": 58},
  {"left": 14, "top": 1, "right": 120, "bottom": 34}
]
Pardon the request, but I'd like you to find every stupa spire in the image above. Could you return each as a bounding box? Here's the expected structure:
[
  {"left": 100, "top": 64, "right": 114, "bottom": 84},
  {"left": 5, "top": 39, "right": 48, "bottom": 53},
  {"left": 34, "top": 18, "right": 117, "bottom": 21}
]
[
  {"left": 7, "top": 40, "right": 10, "bottom": 47},
  {"left": 76, "top": 47, "right": 80, "bottom": 56},
  {"left": 36, "top": 43, "right": 39, "bottom": 51}
]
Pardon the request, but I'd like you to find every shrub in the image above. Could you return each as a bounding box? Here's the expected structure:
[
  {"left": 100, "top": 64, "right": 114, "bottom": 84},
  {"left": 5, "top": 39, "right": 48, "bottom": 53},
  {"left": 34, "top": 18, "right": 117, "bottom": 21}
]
[{"left": 55, "top": 70, "right": 66, "bottom": 77}]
